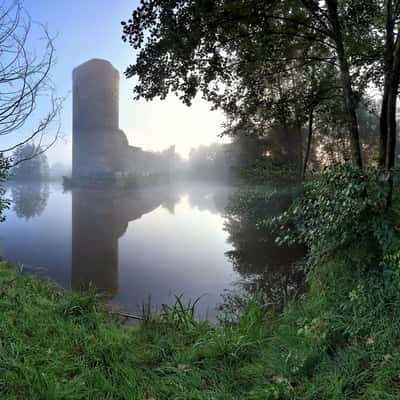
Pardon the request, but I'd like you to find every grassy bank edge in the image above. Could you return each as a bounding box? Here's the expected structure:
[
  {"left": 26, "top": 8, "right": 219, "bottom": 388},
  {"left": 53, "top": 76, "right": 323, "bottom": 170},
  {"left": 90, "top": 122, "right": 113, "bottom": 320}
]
[{"left": 1, "top": 258, "right": 400, "bottom": 399}]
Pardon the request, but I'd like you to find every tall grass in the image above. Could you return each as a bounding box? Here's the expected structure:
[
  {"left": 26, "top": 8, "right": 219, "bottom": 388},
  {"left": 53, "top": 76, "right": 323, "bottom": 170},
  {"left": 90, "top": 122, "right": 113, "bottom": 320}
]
[{"left": 2, "top": 257, "right": 400, "bottom": 399}]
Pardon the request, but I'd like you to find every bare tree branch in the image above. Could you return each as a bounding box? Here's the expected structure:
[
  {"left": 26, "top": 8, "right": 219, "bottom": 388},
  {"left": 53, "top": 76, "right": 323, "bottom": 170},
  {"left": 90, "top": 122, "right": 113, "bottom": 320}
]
[{"left": 0, "top": 0, "right": 61, "bottom": 164}]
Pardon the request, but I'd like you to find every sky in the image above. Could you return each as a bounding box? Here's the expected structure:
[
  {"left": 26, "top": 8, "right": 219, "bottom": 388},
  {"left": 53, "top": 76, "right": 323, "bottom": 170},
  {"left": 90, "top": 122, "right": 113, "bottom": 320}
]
[{"left": 13, "top": 0, "right": 226, "bottom": 166}]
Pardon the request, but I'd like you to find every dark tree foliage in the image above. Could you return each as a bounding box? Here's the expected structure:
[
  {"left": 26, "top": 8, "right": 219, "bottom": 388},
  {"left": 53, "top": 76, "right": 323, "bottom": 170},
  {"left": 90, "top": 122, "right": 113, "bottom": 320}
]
[
  {"left": 123, "top": 1, "right": 400, "bottom": 184},
  {"left": 122, "top": 1, "right": 389, "bottom": 172}
]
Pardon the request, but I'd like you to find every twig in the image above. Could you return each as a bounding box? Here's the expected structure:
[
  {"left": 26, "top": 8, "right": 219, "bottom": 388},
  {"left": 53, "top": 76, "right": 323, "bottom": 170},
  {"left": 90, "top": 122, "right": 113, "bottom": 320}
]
[{"left": 110, "top": 310, "right": 146, "bottom": 321}]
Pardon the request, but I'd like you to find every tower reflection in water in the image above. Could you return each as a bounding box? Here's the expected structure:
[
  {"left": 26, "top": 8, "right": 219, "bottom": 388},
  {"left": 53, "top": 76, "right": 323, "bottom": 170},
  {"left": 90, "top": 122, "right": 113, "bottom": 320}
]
[{"left": 71, "top": 187, "right": 174, "bottom": 296}]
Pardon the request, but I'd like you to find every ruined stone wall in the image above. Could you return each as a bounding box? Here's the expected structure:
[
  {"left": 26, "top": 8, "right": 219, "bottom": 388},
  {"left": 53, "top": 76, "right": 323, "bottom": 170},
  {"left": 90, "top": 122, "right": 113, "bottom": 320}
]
[{"left": 72, "top": 59, "right": 171, "bottom": 179}]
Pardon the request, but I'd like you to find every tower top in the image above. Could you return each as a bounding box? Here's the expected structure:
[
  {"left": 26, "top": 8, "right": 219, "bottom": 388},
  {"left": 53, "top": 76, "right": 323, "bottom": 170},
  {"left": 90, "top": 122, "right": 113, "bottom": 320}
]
[
  {"left": 72, "top": 57, "right": 120, "bottom": 131},
  {"left": 73, "top": 59, "right": 119, "bottom": 78}
]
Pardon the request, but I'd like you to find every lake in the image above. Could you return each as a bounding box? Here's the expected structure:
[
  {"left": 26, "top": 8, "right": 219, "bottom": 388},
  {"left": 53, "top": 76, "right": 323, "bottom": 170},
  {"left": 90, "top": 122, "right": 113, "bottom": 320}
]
[{"left": 0, "top": 182, "right": 304, "bottom": 320}]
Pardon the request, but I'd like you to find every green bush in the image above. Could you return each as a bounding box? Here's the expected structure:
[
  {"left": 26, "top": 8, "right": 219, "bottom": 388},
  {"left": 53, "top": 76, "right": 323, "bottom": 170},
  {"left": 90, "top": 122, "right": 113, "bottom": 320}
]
[
  {"left": 274, "top": 164, "right": 400, "bottom": 271},
  {"left": 241, "top": 158, "right": 300, "bottom": 185},
  {"left": 226, "top": 184, "right": 302, "bottom": 226}
]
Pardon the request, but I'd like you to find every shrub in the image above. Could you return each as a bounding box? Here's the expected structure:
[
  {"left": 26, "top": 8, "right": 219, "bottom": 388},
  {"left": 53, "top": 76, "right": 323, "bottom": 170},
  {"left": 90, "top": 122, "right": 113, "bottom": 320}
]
[{"left": 273, "top": 164, "right": 400, "bottom": 272}]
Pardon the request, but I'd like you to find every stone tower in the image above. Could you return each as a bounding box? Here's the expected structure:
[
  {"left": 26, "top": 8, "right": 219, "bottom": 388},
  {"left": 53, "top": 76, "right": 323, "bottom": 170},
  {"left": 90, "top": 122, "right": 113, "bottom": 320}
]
[{"left": 72, "top": 59, "right": 124, "bottom": 179}]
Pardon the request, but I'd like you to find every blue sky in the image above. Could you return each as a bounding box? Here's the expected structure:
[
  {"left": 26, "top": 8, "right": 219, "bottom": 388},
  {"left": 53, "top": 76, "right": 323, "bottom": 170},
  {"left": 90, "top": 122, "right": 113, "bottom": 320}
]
[{"left": 14, "top": 0, "right": 225, "bottom": 165}]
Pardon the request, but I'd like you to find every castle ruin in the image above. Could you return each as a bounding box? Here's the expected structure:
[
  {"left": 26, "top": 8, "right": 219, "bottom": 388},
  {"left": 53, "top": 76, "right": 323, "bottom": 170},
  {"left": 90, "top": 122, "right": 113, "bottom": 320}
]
[{"left": 72, "top": 59, "right": 170, "bottom": 181}]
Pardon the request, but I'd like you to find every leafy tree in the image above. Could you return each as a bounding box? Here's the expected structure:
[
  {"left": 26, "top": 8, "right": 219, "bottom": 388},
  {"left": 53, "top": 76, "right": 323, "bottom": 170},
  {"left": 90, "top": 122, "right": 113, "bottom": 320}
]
[
  {"left": 10, "top": 143, "right": 49, "bottom": 181},
  {"left": 124, "top": 1, "right": 400, "bottom": 178},
  {"left": 121, "top": 0, "right": 381, "bottom": 170}
]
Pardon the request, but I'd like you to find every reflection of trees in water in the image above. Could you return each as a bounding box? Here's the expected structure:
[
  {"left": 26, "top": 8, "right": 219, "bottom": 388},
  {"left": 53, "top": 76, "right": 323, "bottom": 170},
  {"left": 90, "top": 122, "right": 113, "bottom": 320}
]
[
  {"left": 161, "top": 189, "right": 181, "bottom": 214},
  {"left": 186, "top": 184, "right": 234, "bottom": 214},
  {"left": 11, "top": 183, "right": 49, "bottom": 220},
  {"left": 224, "top": 189, "right": 305, "bottom": 309}
]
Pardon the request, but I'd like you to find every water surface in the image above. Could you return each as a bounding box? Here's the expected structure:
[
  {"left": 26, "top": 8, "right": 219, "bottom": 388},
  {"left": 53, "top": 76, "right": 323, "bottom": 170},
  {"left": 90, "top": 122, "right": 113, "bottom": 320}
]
[{"left": 0, "top": 182, "right": 304, "bottom": 319}]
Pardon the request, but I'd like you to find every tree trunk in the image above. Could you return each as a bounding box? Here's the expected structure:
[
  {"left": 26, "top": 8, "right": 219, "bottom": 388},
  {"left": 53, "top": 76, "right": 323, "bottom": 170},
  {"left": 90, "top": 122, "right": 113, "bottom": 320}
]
[
  {"left": 303, "top": 108, "right": 314, "bottom": 179},
  {"left": 326, "top": 0, "right": 363, "bottom": 169},
  {"left": 387, "top": 81, "right": 398, "bottom": 170},
  {"left": 385, "top": 34, "right": 400, "bottom": 207},
  {"left": 379, "top": 0, "right": 394, "bottom": 167},
  {"left": 380, "top": 87, "right": 390, "bottom": 167},
  {"left": 296, "top": 123, "right": 303, "bottom": 179},
  {"left": 386, "top": 84, "right": 396, "bottom": 208},
  {"left": 387, "top": 26, "right": 400, "bottom": 169}
]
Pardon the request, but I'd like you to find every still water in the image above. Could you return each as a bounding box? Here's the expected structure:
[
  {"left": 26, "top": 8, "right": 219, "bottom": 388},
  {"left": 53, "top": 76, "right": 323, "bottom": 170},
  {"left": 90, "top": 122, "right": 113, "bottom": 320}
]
[{"left": 0, "top": 182, "right": 304, "bottom": 320}]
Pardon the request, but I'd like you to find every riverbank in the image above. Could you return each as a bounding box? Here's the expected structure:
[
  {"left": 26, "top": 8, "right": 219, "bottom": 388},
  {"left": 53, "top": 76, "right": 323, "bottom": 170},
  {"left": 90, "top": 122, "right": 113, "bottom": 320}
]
[
  {"left": 2, "top": 166, "right": 400, "bottom": 399},
  {"left": 2, "top": 255, "right": 400, "bottom": 399}
]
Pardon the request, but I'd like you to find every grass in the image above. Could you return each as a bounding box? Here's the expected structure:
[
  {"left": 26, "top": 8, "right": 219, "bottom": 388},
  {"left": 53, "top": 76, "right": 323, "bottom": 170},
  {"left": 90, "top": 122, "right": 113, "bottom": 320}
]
[{"left": 2, "top": 258, "right": 400, "bottom": 399}]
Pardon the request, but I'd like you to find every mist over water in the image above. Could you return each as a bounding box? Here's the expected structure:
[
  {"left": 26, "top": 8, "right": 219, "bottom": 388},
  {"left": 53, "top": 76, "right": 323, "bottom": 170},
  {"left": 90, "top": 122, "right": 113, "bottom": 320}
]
[
  {"left": 0, "top": 182, "right": 304, "bottom": 320},
  {"left": 0, "top": 183, "right": 235, "bottom": 319}
]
